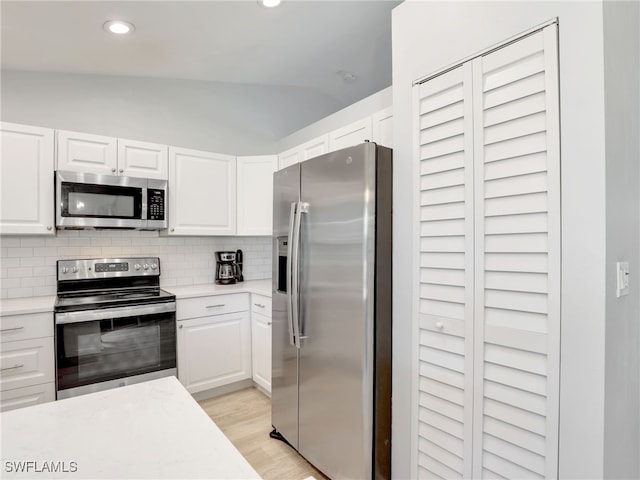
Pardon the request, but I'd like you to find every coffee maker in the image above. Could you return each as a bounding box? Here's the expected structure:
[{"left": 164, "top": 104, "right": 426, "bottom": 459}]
[{"left": 215, "top": 250, "right": 244, "bottom": 285}]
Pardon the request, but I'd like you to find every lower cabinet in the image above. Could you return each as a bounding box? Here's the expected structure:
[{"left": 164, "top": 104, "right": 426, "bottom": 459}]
[
  {"left": 251, "top": 295, "right": 272, "bottom": 394},
  {"left": 176, "top": 294, "right": 251, "bottom": 394},
  {"left": 0, "top": 312, "right": 55, "bottom": 412}
]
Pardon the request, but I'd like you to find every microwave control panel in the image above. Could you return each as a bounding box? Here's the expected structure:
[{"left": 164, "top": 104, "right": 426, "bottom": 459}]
[{"left": 148, "top": 189, "right": 165, "bottom": 221}]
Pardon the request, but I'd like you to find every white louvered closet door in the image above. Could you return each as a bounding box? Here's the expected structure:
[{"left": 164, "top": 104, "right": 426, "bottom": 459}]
[
  {"left": 472, "top": 25, "right": 560, "bottom": 480},
  {"left": 414, "top": 23, "right": 560, "bottom": 480},
  {"left": 415, "top": 63, "right": 475, "bottom": 479}
]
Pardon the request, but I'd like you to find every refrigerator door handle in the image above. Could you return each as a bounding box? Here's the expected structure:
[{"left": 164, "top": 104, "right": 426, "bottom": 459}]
[
  {"left": 286, "top": 202, "right": 297, "bottom": 348},
  {"left": 291, "top": 202, "right": 309, "bottom": 348}
]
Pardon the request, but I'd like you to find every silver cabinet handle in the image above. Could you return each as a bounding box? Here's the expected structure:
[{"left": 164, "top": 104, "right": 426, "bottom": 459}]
[
  {"left": 179, "top": 324, "right": 183, "bottom": 329},
  {"left": 119, "top": 169, "right": 124, "bottom": 173},
  {"left": 47, "top": 226, "right": 52, "bottom": 231},
  {"left": 205, "top": 304, "right": 225, "bottom": 309},
  {"left": 267, "top": 322, "right": 272, "bottom": 326},
  {"left": 1, "top": 364, "right": 24, "bottom": 372},
  {"left": 254, "top": 303, "right": 266, "bottom": 308},
  {"left": 111, "top": 168, "right": 116, "bottom": 173},
  {"left": 170, "top": 228, "right": 175, "bottom": 232},
  {"left": 0, "top": 326, "right": 24, "bottom": 333}
]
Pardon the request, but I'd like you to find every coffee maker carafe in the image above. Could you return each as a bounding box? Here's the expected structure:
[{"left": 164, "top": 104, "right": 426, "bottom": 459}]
[{"left": 215, "top": 250, "right": 243, "bottom": 285}]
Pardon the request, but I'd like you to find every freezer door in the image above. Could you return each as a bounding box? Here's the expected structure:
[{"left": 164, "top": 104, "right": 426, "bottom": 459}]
[
  {"left": 271, "top": 163, "right": 300, "bottom": 449},
  {"left": 297, "top": 143, "right": 377, "bottom": 479}
]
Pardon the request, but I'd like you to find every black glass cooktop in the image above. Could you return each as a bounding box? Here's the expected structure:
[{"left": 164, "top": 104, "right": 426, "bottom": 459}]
[{"left": 55, "top": 288, "right": 175, "bottom": 312}]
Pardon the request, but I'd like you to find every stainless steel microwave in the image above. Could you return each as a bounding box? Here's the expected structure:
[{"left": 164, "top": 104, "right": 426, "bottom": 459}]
[{"left": 56, "top": 171, "right": 167, "bottom": 230}]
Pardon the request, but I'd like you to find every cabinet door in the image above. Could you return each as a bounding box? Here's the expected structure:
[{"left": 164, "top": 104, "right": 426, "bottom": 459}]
[
  {"left": 300, "top": 134, "right": 329, "bottom": 161},
  {"left": 117, "top": 139, "right": 168, "bottom": 179},
  {"left": 0, "top": 123, "right": 55, "bottom": 235},
  {"left": 57, "top": 130, "right": 117, "bottom": 175},
  {"left": 328, "top": 117, "right": 373, "bottom": 151},
  {"left": 0, "top": 382, "right": 55, "bottom": 412},
  {"left": 237, "top": 155, "right": 277, "bottom": 236},
  {"left": 372, "top": 107, "right": 393, "bottom": 148},
  {"left": 278, "top": 147, "right": 301, "bottom": 171},
  {"left": 177, "top": 311, "right": 251, "bottom": 393},
  {"left": 251, "top": 312, "right": 272, "bottom": 394},
  {"left": 0, "top": 338, "right": 55, "bottom": 392},
  {"left": 251, "top": 295, "right": 272, "bottom": 394},
  {"left": 168, "top": 147, "right": 236, "bottom": 236}
]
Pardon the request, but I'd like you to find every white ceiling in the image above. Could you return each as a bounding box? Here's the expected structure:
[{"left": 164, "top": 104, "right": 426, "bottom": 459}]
[{"left": 1, "top": 1, "right": 400, "bottom": 138}]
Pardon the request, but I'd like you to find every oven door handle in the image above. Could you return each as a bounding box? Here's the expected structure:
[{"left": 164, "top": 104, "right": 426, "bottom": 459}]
[{"left": 55, "top": 302, "right": 176, "bottom": 325}]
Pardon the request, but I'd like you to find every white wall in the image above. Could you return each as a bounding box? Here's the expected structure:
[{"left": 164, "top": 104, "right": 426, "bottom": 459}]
[
  {"left": 0, "top": 232, "right": 271, "bottom": 299},
  {"left": 0, "top": 70, "right": 346, "bottom": 155},
  {"left": 391, "top": 1, "right": 639, "bottom": 478},
  {"left": 603, "top": 1, "right": 640, "bottom": 478}
]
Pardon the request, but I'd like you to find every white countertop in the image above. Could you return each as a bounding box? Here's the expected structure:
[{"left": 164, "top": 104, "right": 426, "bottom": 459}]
[
  {"left": 0, "top": 376, "right": 261, "bottom": 479},
  {"left": 165, "top": 279, "right": 272, "bottom": 299},
  {"left": 0, "top": 295, "right": 56, "bottom": 316},
  {"left": 0, "top": 280, "right": 272, "bottom": 317}
]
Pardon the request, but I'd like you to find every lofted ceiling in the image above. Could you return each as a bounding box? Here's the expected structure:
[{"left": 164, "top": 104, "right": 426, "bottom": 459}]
[{"left": 0, "top": 1, "right": 400, "bottom": 139}]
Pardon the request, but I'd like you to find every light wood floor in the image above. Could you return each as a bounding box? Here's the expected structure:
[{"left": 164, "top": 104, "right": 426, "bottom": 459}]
[{"left": 198, "top": 387, "right": 329, "bottom": 480}]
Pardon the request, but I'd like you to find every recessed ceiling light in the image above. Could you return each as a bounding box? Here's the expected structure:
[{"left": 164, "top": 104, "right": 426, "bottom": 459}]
[
  {"left": 103, "top": 20, "right": 135, "bottom": 35},
  {"left": 258, "top": 0, "right": 281, "bottom": 8}
]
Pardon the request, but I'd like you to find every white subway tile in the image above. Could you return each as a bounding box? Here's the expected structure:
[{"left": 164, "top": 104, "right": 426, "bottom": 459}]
[
  {"left": 33, "top": 286, "right": 56, "bottom": 296},
  {"left": 22, "top": 276, "right": 45, "bottom": 287},
  {"left": 0, "top": 278, "right": 21, "bottom": 289},
  {"left": 20, "top": 257, "right": 46, "bottom": 267},
  {"left": 20, "top": 238, "right": 46, "bottom": 247},
  {"left": 8, "top": 247, "right": 33, "bottom": 257},
  {"left": 0, "top": 238, "right": 21, "bottom": 247}
]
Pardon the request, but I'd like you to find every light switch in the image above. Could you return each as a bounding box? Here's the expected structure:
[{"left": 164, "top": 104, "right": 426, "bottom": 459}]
[{"left": 616, "top": 261, "right": 630, "bottom": 298}]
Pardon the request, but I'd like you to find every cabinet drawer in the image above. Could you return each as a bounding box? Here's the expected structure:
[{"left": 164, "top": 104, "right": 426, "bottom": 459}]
[
  {"left": 251, "top": 295, "right": 272, "bottom": 317},
  {"left": 0, "top": 313, "right": 53, "bottom": 343},
  {"left": 0, "top": 338, "right": 55, "bottom": 391},
  {"left": 177, "top": 293, "right": 249, "bottom": 320},
  {"left": 1, "top": 382, "right": 55, "bottom": 412}
]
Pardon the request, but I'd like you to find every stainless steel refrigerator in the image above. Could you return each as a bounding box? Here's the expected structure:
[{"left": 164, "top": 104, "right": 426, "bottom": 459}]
[{"left": 271, "top": 142, "right": 392, "bottom": 480}]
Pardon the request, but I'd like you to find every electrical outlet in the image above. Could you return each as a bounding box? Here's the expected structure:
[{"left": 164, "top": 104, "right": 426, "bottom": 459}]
[{"left": 616, "top": 261, "right": 630, "bottom": 298}]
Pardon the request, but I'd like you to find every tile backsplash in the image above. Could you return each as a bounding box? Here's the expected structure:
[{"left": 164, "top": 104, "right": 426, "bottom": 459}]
[{"left": 0, "top": 231, "right": 272, "bottom": 299}]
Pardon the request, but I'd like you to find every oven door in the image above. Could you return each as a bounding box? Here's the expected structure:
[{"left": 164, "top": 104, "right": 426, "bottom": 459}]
[
  {"left": 55, "top": 303, "right": 176, "bottom": 398},
  {"left": 56, "top": 171, "right": 147, "bottom": 229}
]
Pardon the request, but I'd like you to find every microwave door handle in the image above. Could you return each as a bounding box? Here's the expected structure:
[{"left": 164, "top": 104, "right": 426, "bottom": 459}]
[
  {"left": 142, "top": 186, "right": 148, "bottom": 221},
  {"left": 286, "top": 202, "right": 297, "bottom": 348}
]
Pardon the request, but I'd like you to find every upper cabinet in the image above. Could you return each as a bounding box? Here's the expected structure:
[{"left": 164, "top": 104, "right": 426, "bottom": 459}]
[
  {"left": 237, "top": 155, "right": 277, "bottom": 236},
  {"left": 57, "top": 130, "right": 168, "bottom": 180},
  {"left": 117, "top": 139, "right": 168, "bottom": 180},
  {"left": 372, "top": 107, "right": 393, "bottom": 148},
  {"left": 167, "top": 146, "right": 236, "bottom": 236},
  {"left": 278, "top": 134, "right": 329, "bottom": 170},
  {"left": 277, "top": 109, "right": 393, "bottom": 171},
  {"left": 328, "top": 117, "right": 373, "bottom": 151},
  {"left": 0, "top": 123, "right": 55, "bottom": 235}
]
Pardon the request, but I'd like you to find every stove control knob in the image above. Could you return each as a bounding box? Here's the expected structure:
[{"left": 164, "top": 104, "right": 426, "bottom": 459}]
[
  {"left": 71, "top": 267, "right": 78, "bottom": 273},
  {"left": 134, "top": 264, "right": 141, "bottom": 271},
  {"left": 151, "top": 263, "right": 158, "bottom": 270},
  {"left": 143, "top": 264, "right": 149, "bottom": 270},
  {"left": 62, "top": 267, "right": 69, "bottom": 274}
]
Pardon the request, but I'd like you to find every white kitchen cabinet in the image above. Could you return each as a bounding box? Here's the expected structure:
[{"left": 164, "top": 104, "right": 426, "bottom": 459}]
[
  {"left": 176, "top": 294, "right": 251, "bottom": 394},
  {"left": 167, "top": 147, "right": 236, "bottom": 236},
  {"left": 57, "top": 130, "right": 117, "bottom": 175},
  {"left": 237, "top": 155, "right": 277, "bottom": 236},
  {"left": 328, "top": 117, "right": 373, "bottom": 151},
  {"left": 0, "top": 123, "right": 55, "bottom": 235},
  {"left": 278, "top": 134, "right": 329, "bottom": 170},
  {"left": 414, "top": 25, "right": 560, "bottom": 478},
  {"left": 57, "top": 130, "right": 168, "bottom": 179},
  {"left": 0, "top": 312, "right": 55, "bottom": 412},
  {"left": 117, "top": 138, "right": 168, "bottom": 179},
  {"left": 372, "top": 107, "right": 393, "bottom": 148},
  {"left": 251, "top": 294, "right": 272, "bottom": 394}
]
